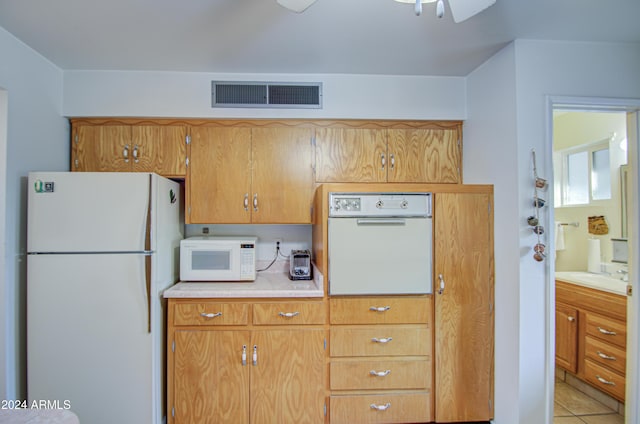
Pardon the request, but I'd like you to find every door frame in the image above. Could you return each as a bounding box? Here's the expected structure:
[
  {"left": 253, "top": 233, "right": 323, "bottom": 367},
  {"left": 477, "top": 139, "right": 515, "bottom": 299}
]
[{"left": 545, "top": 95, "right": 640, "bottom": 424}]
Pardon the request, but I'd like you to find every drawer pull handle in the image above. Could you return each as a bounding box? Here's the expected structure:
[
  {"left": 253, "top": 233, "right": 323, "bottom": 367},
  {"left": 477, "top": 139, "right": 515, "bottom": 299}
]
[
  {"left": 242, "top": 345, "right": 247, "bottom": 366},
  {"left": 252, "top": 345, "right": 258, "bottom": 366},
  {"left": 371, "top": 337, "right": 393, "bottom": 344},
  {"left": 244, "top": 193, "right": 249, "bottom": 212},
  {"left": 369, "top": 370, "right": 391, "bottom": 377},
  {"left": 597, "top": 327, "right": 617, "bottom": 336},
  {"left": 597, "top": 351, "right": 617, "bottom": 361},
  {"left": 200, "top": 312, "right": 222, "bottom": 319},
  {"left": 278, "top": 311, "right": 300, "bottom": 318},
  {"left": 369, "top": 306, "right": 391, "bottom": 312},
  {"left": 596, "top": 375, "right": 616, "bottom": 386},
  {"left": 370, "top": 402, "right": 391, "bottom": 411}
]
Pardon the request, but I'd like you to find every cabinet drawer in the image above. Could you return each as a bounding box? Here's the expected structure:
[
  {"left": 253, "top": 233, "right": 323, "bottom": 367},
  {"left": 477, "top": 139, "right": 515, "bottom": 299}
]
[
  {"left": 586, "top": 313, "right": 626, "bottom": 348},
  {"left": 330, "top": 392, "right": 431, "bottom": 424},
  {"left": 330, "top": 359, "right": 430, "bottom": 390},
  {"left": 584, "top": 359, "right": 625, "bottom": 401},
  {"left": 330, "top": 327, "right": 430, "bottom": 357},
  {"left": 173, "top": 302, "right": 249, "bottom": 326},
  {"left": 253, "top": 302, "right": 325, "bottom": 325},
  {"left": 330, "top": 296, "right": 431, "bottom": 325},
  {"left": 585, "top": 336, "right": 626, "bottom": 375}
]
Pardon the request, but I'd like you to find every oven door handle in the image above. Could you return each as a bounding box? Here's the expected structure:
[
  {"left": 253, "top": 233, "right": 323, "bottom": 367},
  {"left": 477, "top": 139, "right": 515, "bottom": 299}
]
[{"left": 356, "top": 218, "right": 406, "bottom": 226}]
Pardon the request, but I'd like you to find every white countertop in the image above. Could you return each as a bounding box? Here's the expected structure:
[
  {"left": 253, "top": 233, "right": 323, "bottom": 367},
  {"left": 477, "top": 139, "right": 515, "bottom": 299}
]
[
  {"left": 555, "top": 271, "right": 628, "bottom": 296},
  {"left": 164, "top": 264, "right": 324, "bottom": 298}
]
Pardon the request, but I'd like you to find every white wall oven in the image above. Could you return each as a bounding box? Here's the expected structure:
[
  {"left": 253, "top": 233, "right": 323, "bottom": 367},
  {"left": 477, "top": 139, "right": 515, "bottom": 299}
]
[{"left": 328, "top": 192, "right": 433, "bottom": 295}]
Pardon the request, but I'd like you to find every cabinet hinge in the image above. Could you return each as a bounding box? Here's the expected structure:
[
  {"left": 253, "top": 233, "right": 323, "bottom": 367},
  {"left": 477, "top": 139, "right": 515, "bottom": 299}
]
[
  {"left": 172, "top": 340, "right": 175, "bottom": 353},
  {"left": 324, "top": 338, "right": 327, "bottom": 350},
  {"left": 172, "top": 407, "right": 175, "bottom": 417},
  {"left": 74, "top": 134, "right": 78, "bottom": 144},
  {"left": 186, "top": 157, "right": 189, "bottom": 167},
  {"left": 185, "top": 134, "right": 190, "bottom": 145},
  {"left": 324, "top": 403, "right": 327, "bottom": 416},
  {"left": 627, "top": 284, "right": 633, "bottom": 296}
]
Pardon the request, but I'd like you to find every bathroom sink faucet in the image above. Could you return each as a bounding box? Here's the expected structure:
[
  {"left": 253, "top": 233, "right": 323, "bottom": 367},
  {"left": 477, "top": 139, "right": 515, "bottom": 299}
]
[{"left": 617, "top": 268, "right": 629, "bottom": 282}]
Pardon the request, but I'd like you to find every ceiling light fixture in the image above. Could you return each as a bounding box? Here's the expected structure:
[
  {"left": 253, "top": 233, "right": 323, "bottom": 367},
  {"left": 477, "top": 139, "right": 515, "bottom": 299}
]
[{"left": 394, "top": 0, "right": 444, "bottom": 17}]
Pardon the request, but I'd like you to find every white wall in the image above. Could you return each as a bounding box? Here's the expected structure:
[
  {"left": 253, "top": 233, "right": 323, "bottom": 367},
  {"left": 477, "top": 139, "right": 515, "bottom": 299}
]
[
  {"left": 0, "top": 87, "right": 7, "bottom": 401},
  {"left": 466, "top": 39, "right": 640, "bottom": 424},
  {"left": 63, "top": 71, "right": 466, "bottom": 119},
  {"left": 0, "top": 26, "right": 67, "bottom": 399}
]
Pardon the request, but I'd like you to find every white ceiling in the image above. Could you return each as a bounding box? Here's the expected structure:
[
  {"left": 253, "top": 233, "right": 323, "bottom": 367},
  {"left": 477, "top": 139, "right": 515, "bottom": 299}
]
[{"left": 1, "top": 0, "right": 639, "bottom": 77}]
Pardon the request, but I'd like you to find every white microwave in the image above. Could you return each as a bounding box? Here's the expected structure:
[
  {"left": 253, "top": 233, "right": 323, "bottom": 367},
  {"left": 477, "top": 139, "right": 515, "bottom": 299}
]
[{"left": 180, "top": 236, "right": 258, "bottom": 281}]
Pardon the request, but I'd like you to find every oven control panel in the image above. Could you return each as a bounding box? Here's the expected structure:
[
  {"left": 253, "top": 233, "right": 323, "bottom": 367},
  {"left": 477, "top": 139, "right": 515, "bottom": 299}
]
[{"left": 329, "top": 192, "right": 431, "bottom": 217}]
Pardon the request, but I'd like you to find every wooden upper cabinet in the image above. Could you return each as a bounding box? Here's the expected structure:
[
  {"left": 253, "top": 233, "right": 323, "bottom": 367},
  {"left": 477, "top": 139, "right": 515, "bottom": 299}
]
[
  {"left": 251, "top": 128, "right": 314, "bottom": 224},
  {"left": 315, "top": 128, "right": 387, "bottom": 182},
  {"left": 131, "top": 125, "right": 187, "bottom": 176},
  {"left": 187, "top": 126, "right": 314, "bottom": 224},
  {"left": 71, "top": 121, "right": 187, "bottom": 177},
  {"left": 188, "top": 127, "right": 252, "bottom": 224},
  {"left": 387, "top": 128, "right": 460, "bottom": 183},
  {"left": 315, "top": 125, "right": 461, "bottom": 183},
  {"left": 434, "top": 191, "right": 493, "bottom": 422},
  {"left": 73, "top": 124, "right": 131, "bottom": 172}
]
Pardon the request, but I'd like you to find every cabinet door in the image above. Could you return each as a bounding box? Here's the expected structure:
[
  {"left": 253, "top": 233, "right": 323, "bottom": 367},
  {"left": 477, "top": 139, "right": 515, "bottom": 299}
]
[
  {"left": 434, "top": 192, "right": 493, "bottom": 422},
  {"left": 387, "top": 128, "right": 460, "bottom": 183},
  {"left": 555, "top": 303, "right": 579, "bottom": 373},
  {"left": 315, "top": 128, "right": 387, "bottom": 182},
  {"left": 73, "top": 125, "right": 131, "bottom": 172},
  {"left": 173, "top": 330, "right": 250, "bottom": 424},
  {"left": 187, "top": 127, "right": 251, "bottom": 223},
  {"left": 131, "top": 125, "right": 187, "bottom": 176},
  {"left": 250, "top": 329, "right": 325, "bottom": 424},
  {"left": 251, "top": 128, "right": 314, "bottom": 223}
]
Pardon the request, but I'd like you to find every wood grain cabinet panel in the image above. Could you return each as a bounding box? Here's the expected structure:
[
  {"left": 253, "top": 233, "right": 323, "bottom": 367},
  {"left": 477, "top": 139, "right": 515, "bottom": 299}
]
[
  {"left": 584, "top": 359, "right": 626, "bottom": 401},
  {"left": 555, "top": 303, "right": 579, "bottom": 373},
  {"left": 330, "top": 327, "right": 431, "bottom": 357},
  {"left": 315, "top": 127, "right": 461, "bottom": 183},
  {"left": 187, "top": 126, "right": 314, "bottom": 224},
  {"left": 330, "top": 296, "right": 431, "bottom": 324},
  {"left": 71, "top": 122, "right": 187, "bottom": 176},
  {"left": 330, "top": 358, "right": 430, "bottom": 390},
  {"left": 434, "top": 192, "right": 494, "bottom": 422},
  {"left": 585, "top": 336, "right": 626, "bottom": 375},
  {"left": 173, "top": 302, "right": 249, "bottom": 326},
  {"left": 168, "top": 299, "right": 325, "bottom": 424},
  {"left": 387, "top": 128, "right": 460, "bottom": 183},
  {"left": 252, "top": 301, "right": 325, "bottom": 325},
  {"left": 330, "top": 393, "right": 431, "bottom": 424},
  {"left": 585, "top": 312, "right": 627, "bottom": 348}
]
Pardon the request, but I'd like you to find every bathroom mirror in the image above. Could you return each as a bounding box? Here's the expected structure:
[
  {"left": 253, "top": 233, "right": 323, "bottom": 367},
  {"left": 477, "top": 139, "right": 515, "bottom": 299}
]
[{"left": 620, "top": 164, "right": 628, "bottom": 238}]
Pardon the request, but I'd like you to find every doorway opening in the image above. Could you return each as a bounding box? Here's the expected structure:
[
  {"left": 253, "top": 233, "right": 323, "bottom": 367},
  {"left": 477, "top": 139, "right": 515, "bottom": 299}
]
[{"left": 548, "top": 97, "right": 640, "bottom": 424}]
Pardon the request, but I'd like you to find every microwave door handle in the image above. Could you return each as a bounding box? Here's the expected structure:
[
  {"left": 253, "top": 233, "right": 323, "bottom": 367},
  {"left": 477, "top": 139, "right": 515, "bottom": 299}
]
[{"left": 356, "top": 218, "right": 406, "bottom": 226}]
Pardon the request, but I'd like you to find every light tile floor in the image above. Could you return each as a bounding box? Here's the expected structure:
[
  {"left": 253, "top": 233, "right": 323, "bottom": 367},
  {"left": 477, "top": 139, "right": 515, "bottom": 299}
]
[{"left": 554, "top": 380, "right": 624, "bottom": 424}]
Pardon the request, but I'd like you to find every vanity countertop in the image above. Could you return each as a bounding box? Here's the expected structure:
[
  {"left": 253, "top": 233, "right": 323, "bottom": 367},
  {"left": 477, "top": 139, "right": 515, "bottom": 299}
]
[
  {"left": 163, "top": 265, "right": 324, "bottom": 298},
  {"left": 555, "top": 271, "right": 627, "bottom": 296}
]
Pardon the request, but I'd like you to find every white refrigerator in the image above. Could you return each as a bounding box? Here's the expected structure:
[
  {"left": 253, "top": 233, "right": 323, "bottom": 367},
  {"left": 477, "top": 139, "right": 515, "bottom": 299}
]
[{"left": 26, "top": 172, "right": 183, "bottom": 424}]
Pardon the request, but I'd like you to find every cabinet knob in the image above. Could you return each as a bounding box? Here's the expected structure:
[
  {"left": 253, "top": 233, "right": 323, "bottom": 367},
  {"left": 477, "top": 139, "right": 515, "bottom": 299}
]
[{"left": 567, "top": 316, "right": 575, "bottom": 322}]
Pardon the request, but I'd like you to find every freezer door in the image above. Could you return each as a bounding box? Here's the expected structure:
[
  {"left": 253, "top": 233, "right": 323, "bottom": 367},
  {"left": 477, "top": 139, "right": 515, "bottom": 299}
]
[
  {"left": 27, "top": 172, "right": 152, "bottom": 252},
  {"left": 27, "top": 253, "right": 155, "bottom": 424}
]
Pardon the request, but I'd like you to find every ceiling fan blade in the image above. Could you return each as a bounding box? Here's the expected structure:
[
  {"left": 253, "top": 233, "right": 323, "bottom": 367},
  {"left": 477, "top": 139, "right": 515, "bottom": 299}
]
[
  {"left": 447, "top": 0, "right": 495, "bottom": 23},
  {"left": 276, "top": 0, "right": 318, "bottom": 13}
]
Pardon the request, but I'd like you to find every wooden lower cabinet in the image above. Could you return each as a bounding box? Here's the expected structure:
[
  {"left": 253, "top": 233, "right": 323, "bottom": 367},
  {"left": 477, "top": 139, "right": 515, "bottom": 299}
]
[
  {"left": 168, "top": 299, "right": 326, "bottom": 424},
  {"left": 555, "top": 280, "right": 627, "bottom": 402},
  {"left": 328, "top": 295, "right": 433, "bottom": 424}
]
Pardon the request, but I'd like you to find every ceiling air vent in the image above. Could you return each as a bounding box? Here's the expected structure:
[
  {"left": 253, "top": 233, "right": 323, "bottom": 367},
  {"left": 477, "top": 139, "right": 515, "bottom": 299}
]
[{"left": 212, "top": 81, "right": 322, "bottom": 109}]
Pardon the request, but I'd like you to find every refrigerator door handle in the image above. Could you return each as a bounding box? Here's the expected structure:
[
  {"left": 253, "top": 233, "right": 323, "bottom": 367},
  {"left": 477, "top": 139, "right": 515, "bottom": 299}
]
[{"left": 144, "top": 175, "right": 153, "bottom": 333}]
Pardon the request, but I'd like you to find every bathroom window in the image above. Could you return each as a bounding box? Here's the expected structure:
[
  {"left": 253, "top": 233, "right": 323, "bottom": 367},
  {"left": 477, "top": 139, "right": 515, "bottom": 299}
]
[{"left": 559, "top": 143, "right": 611, "bottom": 206}]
